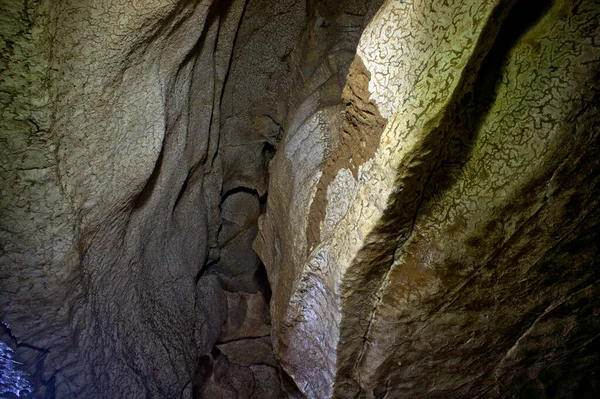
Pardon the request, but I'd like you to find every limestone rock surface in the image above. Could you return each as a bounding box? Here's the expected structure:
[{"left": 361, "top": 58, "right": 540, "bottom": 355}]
[
  {"left": 0, "top": 0, "right": 306, "bottom": 396},
  {"left": 2, "top": 0, "right": 599, "bottom": 398},
  {"left": 255, "top": 0, "right": 600, "bottom": 397}
]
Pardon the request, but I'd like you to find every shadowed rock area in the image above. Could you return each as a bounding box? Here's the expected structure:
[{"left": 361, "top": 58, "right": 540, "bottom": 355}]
[{"left": 1, "top": 0, "right": 599, "bottom": 398}]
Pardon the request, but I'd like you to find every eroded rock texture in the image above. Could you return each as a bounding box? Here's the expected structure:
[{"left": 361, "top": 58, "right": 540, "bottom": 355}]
[
  {"left": 1, "top": 0, "right": 383, "bottom": 396},
  {"left": 2, "top": 0, "right": 599, "bottom": 398},
  {"left": 1, "top": 0, "right": 241, "bottom": 396},
  {"left": 255, "top": 0, "right": 600, "bottom": 397},
  {"left": 1, "top": 0, "right": 311, "bottom": 397}
]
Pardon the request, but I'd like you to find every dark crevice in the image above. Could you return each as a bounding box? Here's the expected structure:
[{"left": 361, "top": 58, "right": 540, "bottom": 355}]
[
  {"left": 132, "top": 144, "right": 165, "bottom": 210},
  {"left": 280, "top": 367, "right": 302, "bottom": 397},
  {"left": 172, "top": 171, "right": 190, "bottom": 213},
  {"left": 262, "top": 141, "right": 276, "bottom": 158},
  {"left": 254, "top": 261, "right": 272, "bottom": 303},
  {"left": 42, "top": 375, "right": 56, "bottom": 399},
  {"left": 262, "top": 113, "right": 284, "bottom": 145},
  {"left": 1, "top": 321, "right": 48, "bottom": 353},
  {"left": 196, "top": 258, "right": 219, "bottom": 284},
  {"left": 217, "top": 335, "right": 271, "bottom": 345},
  {"left": 259, "top": 192, "right": 268, "bottom": 214},
  {"left": 220, "top": 185, "right": 259, "bottom": 202},
  {"left": 192, "top": 354, "right": 214, "bottom": 398}
]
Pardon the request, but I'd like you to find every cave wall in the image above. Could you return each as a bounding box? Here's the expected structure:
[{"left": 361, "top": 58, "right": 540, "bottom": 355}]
[
  {"left": 0, "top": 0, "right": 303, "bottom": 396},
  {"left": 1, "top": 0, "right": 382, "bottom": 396},
  {"left": 255, "top": 0, "right": 600, "bottom": 397},
  {"left": 1, "top": 0, "right": 599, "bottom": 398},
  {"left": 2, "top": 0, "right": 230, "bottom": 396}
]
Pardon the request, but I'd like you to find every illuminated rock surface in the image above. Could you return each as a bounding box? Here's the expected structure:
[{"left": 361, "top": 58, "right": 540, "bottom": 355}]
[
  {"left": 255, "top": 0, "right": 600, "bottom": 397},
  {"left": 1, "top": 0, "right": 599, "bottom": 398}
]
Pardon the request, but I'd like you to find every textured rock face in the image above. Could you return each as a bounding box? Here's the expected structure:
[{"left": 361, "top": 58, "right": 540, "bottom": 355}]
[
  {"left": 0, "top": 0, "right": 307, "bottom": 397},
  {"left": 255, "top": 0, "right": 600, "bottom": 397},
  {"left": 2, "top": 0, "right": 233, "bottom": 396},
  {"left": 1, "top": 0, "right": 382, "bottom": 396},
  {"left": 2, "top": 0, "right": 599, "bottom": 398}
]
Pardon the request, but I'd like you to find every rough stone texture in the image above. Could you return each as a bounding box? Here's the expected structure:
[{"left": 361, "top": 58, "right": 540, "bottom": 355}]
[
  {"left": 201, "top": 352, "right": 282, "bottom": 399},
  {"left": 255, "top": 0, "right": 600, "bottom": 397},
  {"left": 216, "top": 191, "right": 264, "bottom": 292},
  {"left": 220, "top": 291, "right": 271, "bottom": 342},
  {"left": 0, "top": 0, "right": 308, "bottom": 397},
  {"left": 3, "top": 0, "right": 599, "bottom": 397},
  {"left": 251, "top": 0, "right": 385, "bottom": 362},
  {"left": 2, "top": 1, "right": 223, "bottom": 397}
]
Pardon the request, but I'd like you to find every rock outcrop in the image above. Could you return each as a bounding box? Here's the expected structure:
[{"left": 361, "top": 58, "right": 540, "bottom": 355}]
[{"left": 1, "top": 0, "right": 599, "bottom": 398}]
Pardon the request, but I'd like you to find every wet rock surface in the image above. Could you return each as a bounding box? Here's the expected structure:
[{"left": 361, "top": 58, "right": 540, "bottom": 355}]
[{"left": 2, "top": 0, "right": 599, "bottom": 398}]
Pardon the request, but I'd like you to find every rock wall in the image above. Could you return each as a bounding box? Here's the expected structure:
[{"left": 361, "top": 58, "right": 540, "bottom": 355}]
[
  {"left": 1, "top": 0, "right": 382, "bottom": 396},
  {"left": 255, "top": 0, "right": 600, "bottom": 397},
  {"left": 2, "top": 0, "right": 232, "bottom": 396},
  {"left": 1, "top": 0, "right": 307, "bottom": 396},
  {"left": 2, "top": 0, "right": 599, "bottom": 398}
]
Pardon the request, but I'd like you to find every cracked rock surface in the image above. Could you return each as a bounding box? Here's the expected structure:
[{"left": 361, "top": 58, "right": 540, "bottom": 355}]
[{"left": 2, "top": 0, "right": 599, "bottom": 398}]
